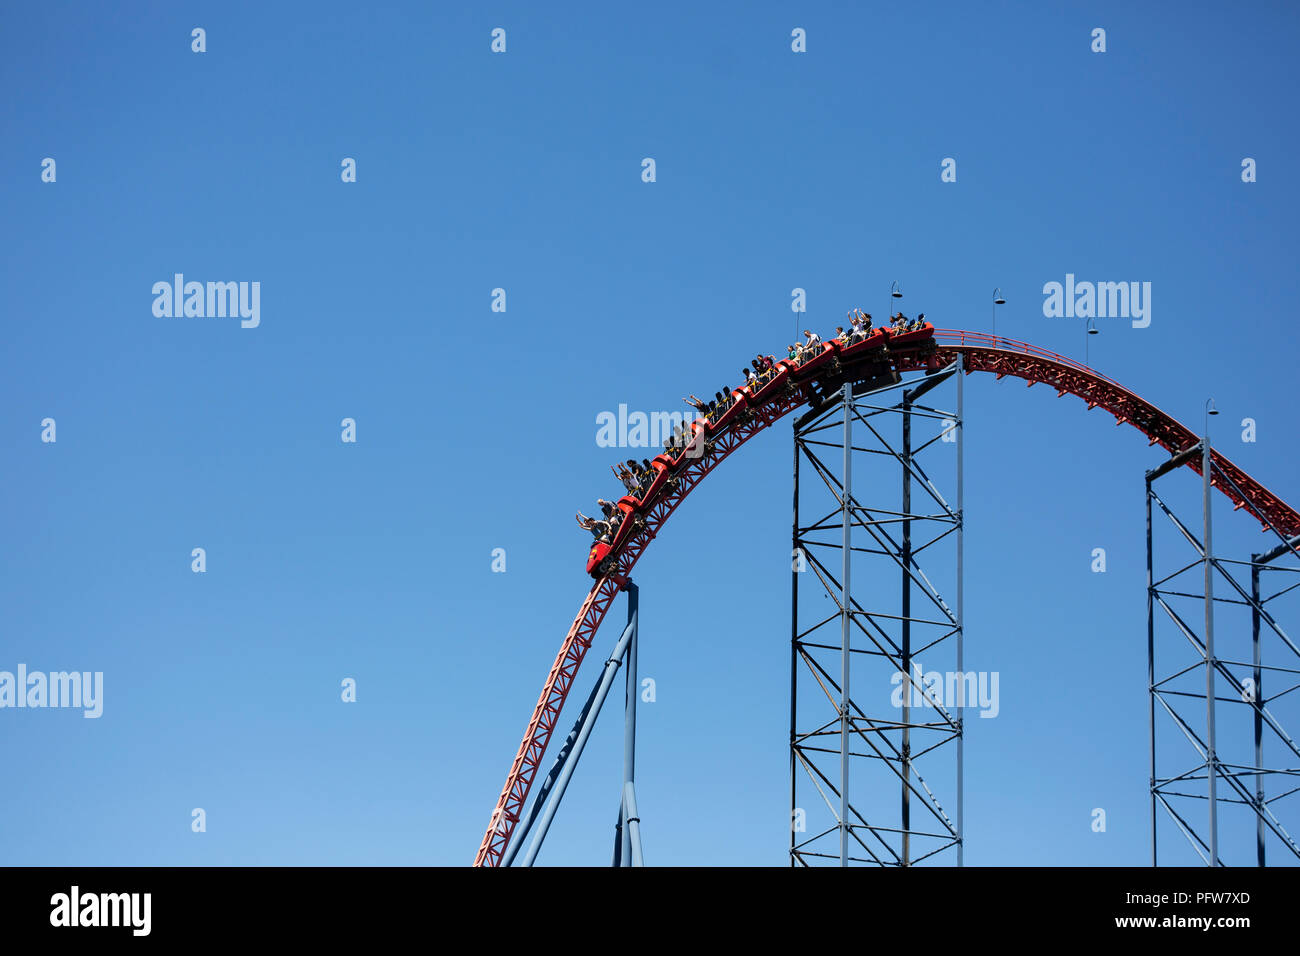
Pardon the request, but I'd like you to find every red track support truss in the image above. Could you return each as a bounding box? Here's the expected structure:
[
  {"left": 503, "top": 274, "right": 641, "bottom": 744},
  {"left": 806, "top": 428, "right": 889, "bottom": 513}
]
[
  {"left": 921, "top": 332, "right": 1298, "bottom": 541},
  {"left": 474, "top": 329, "right": 1298, "bottom": 866}
]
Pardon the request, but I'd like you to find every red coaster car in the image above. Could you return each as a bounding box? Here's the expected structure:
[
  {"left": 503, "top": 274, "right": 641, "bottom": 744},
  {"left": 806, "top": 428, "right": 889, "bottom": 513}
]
[
  {"left": 586, "top": 540, "right": 612, "bottom": 576},
  {"left": 712, "top": 387, "right": 752, "bottom": 432},
  {"left": 751, "top": 359, "right": 795, "bottom": 402},
  {"left": 797, "top": 341, "right": 839, "bottom": 374},
  {"left": 839, "top": 327, "right": 888, "bottom": 357},
  {"left": 586, "top": 497, "right": 641, "bottom": 577},
  {"left": 887, "top": 321, "right": 934, "bottom": 346},
  {"left": 640, "top": 454, "right": 674, "bottom": 504}
]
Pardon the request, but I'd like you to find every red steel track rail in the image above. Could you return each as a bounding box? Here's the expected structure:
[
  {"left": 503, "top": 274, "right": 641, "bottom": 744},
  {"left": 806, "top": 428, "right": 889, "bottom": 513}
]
[{"left": 473, "top": 328, "right": 1298, "bottom": 866}]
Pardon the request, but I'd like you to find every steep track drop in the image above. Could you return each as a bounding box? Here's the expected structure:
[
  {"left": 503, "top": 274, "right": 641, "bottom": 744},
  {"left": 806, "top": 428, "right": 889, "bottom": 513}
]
[{"left": 474, "top": 328, "right": 1298, "bottom": 866}]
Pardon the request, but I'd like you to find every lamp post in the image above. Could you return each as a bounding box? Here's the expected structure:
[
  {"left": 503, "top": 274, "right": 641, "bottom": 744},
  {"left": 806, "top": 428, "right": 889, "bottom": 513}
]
[
  {"left": 1085, "top": 317, "right": 1098, "bottom": 366},
  {"left": 992, "top": 288, "right": 1005, "bottom": 340},
  {"left": 890, "top": 280, "right": 902, "bottom": 329}
]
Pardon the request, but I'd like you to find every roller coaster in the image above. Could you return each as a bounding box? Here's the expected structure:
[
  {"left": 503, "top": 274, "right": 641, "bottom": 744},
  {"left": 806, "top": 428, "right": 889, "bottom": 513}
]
[{"left": 475, "top": 323, "right": 1300, "bottom": 867}]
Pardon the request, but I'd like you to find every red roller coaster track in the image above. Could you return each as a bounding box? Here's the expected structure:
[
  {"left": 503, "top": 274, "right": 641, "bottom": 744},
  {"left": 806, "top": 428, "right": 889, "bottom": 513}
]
[{"left": 473, "top": 328, "right": 1299, "bottom": 866}]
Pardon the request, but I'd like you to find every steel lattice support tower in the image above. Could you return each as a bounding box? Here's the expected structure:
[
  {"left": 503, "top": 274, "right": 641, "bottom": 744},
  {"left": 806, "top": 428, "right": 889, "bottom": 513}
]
[
  {"left": 790, "top": 359, "right": 964, "bottom": 866},
  {"left": 1146, "top": 441, "right": 1300, "bottom": 866}
]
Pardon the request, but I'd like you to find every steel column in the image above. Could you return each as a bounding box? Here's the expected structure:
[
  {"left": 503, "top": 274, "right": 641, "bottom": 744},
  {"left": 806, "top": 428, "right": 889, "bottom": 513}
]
[
  {"left": 1203, "top": 437, "right": 1219, "bottom": 866},
  {"left": 622, "top": 782, "right": 644, "bottom": 867},
  {"left": 1251, "top": 561, "right": 1264, "bottom": 867},
  {"left": 955, "top": 352, "right": 965, "bottom": 868},
  {"left": 621, "top": 583, "right": 639, "bottom": 866},
  {"left": 1146, "top": 476, "right": 1157, "bottom": 867},
  {"left": 519, "top": 601, "right": 638, "bottom": 867},
  {"left": 839, "top": 384, "right": 852, "bottom": 867},
  {"left": 901, "top": 391, "right": 912, "bottom": 867},
  {"left": 789, "top": 428, "right": 800, "bottom": 866}
]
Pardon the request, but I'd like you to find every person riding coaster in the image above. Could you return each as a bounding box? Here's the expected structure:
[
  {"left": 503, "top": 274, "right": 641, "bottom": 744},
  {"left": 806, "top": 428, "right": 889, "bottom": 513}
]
[
  {"left": 583, "top": 313, "right": 939, "bottom": 556},
  {"left": 575, "top": 512, "right": 612, "bottom": 542},
  {"left": 848, "top": 310, "right": 872, "bottom": 342},
  {"left": 802, "top": 329, "right": 821, "bottom": 358}
]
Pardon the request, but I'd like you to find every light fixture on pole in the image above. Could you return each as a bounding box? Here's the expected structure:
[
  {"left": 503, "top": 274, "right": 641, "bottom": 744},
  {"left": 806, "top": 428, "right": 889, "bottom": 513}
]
[
  {"left": 1085, "top": 317, "right": 1098, "bottom": 366},
  {"left": 992, "top": 288, "right": 1005, "bottom": 339}
]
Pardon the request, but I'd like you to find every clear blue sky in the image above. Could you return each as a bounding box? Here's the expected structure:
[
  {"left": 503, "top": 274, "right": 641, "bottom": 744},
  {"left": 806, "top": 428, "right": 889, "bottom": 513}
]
[{"left": 3, "top": 0, "right": 1298, "bottom": 866}]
